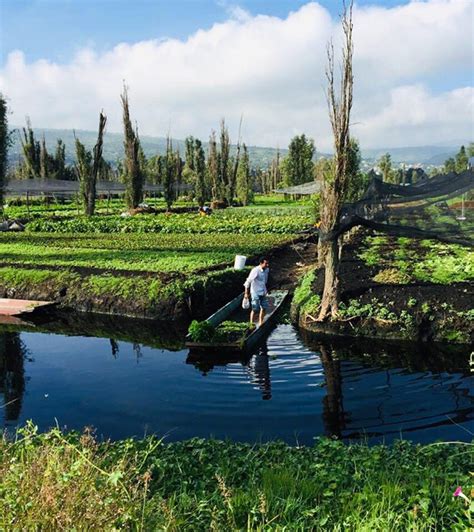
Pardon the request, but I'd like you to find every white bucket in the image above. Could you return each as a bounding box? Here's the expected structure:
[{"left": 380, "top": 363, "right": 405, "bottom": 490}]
[{"left": 234, "top": 255, "right": 247, "bottom": 270}]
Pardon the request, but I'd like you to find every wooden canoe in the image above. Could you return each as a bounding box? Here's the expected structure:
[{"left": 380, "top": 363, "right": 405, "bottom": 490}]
[{"left": 185, "top": 290, "right": 288, "bottom": 351}]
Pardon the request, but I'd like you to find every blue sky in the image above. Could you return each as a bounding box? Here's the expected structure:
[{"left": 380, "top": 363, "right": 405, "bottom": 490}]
[
  {"left": 1, "top": 0, "right": 411, "bottom": 65},
  {"left": 0, "top": 0, "right": 471, "bottom": 148}
]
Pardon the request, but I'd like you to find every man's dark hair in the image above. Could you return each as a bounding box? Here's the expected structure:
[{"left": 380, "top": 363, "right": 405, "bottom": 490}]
[{"left": 259, "top": 256, "right": 269, "bottom": 264}]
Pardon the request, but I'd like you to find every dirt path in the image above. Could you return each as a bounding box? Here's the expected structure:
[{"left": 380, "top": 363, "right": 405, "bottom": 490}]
[{"left": 266, "top": 236, "right": 318, "bottom": 292}]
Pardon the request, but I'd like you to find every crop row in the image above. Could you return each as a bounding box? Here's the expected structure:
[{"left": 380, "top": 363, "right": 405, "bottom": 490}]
[
  {"left": 0, "top": 233, "right": 293, "bottom": 274},
  {"left": 26, "top": 211, "right": 312, "bottom": 234}
]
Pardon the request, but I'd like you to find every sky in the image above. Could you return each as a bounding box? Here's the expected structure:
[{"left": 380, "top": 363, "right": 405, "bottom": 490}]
[{"left": 0, "top": 0, "right": 472, "bottom": 150}]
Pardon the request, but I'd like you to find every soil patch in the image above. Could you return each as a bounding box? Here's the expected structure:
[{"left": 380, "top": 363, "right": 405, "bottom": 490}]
[{"left": 299, "top": 231, "right": 473, "bottom": 343}]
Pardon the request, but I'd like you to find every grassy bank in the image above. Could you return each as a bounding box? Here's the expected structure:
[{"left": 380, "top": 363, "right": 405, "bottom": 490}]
[{"left": 1, "top": 425, "right": 471, "bottom": 530}]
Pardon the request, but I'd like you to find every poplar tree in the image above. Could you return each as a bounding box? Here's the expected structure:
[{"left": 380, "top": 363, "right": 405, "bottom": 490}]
[
  {"left": 236, "top": 144, "right": 253, "bottom": 205},
  {"left": 163, "top": 136, "right": 175, "bottom": 211},
  {"left": 194, "top": 138, "right": 208, "bottom": 206},
  {"left": 208, "top": 130, "right": 220, "bottom": 201},
  {"left": 121, "top": 86, "right": 143, "bottom": 209},
  {"left": 318, "top": 1, "right": 354, "bottom": 320},
  {"left": 0, "top": 94, "right": 9, "bottom": 216},
  {"left": 219, "top": 119, "right": 231, "bottom": 204},
  {"left": 20, "top": 118, "right": 41, "bottom": 178}
]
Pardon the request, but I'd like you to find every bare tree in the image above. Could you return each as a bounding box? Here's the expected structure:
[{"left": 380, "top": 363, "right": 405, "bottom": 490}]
[
  {"left": 75, "top": 111, "right": 107, "bottom": 216},
  {"left": 318, "top": 1, "right": 354, "bottom": 320}
]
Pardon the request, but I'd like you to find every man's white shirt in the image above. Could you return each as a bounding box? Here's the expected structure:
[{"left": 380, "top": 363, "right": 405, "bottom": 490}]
[{"left": 244, "top": 266, "right": 269, "bottom": 297}]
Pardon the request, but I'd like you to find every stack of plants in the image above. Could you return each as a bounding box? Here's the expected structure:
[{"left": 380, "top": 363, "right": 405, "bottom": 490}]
[{"left": 188, "top": 319, "right": 255, "bottom": 345}]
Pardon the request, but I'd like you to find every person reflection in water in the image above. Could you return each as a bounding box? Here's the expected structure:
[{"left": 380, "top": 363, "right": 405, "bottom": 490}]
[
  {"left": 249, "top": 348, "right": 272, "bottom": 400},
  {"left": 244, "top": 257, "right": 270, "bottom": 326}
]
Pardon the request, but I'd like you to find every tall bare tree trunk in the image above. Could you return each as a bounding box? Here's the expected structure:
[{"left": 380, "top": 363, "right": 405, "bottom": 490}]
[{"left": 318, "top": 1, "right": 354, "bottom": 320}]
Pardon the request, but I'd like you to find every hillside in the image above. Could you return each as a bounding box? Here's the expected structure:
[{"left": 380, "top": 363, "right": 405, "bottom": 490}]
[
  {"left": 8, "top": 127, "right": 289, "bottom": 170},
  {"left": 8, "top": 126, "right": 469, "bottom": 169}
]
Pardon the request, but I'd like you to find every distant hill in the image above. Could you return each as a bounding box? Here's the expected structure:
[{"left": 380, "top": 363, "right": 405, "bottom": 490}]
[
  {"left": 8, "top": 126, "right": 470, "bottom": 168},
  {"left": 8, "top": 127, "right": 289, "bottom": 170},
  {"left": 360, "top": 145, "right": 469, "bottom": 165}
]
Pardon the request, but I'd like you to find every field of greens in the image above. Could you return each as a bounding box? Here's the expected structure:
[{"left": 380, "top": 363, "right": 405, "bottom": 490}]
[
  {"left": 0, "top": 196, "right": 313, "bottom": 317},
  {"left": 359, "top": 235, "right": 474, "bottom": 284},
  {"left": 0, "top": 233, "right": 293, "bottom": 274}
]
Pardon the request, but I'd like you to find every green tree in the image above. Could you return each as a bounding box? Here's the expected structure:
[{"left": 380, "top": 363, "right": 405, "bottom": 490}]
[
  {"left": 455, "top": 145, "right": 468, "bottom": 173},
  {"left": 121, "top": 86, "right": 143, "bottom": 209},
  {"left": 0, "top": 94, "right": 10, "bottom": 216},
  {"left": 378, "top": 153, "right": 395, "bottom": 183},
  {"left": 468, "top": 142, "right": 474, "bottom": 157},
  {"left": 19, "top": 118, "right": 41, "bottom": 178},
  {"left": 281, "top": 134, "right": 315, "bottom": 186},
  {"left": 236, "top": 144, "right": 253, "bottom": 205},
  {"left": 443, "top": 157, "right": 456, "bottom": 173},
  {"left": 194, "top": 138, "right": 208, "bottom": 206},
  {"left": 344, "top": 138, "right": 368, "bottom": 201},
  {"left": 207, "top": 130, "right": 220, "bottom": 201},
  {"left": 163, "top": 137, "right": 175, "bottom": 211}
]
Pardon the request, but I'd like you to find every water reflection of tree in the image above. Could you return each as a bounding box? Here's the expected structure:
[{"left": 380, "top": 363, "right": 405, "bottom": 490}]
[
  {"left": 302, "top": 331, "right": 473, "bottom": 440},
  {"left": 318, "top": 343, "right": 345, "bottom": 438},
  {"left": 0, "top": 332, "right": 27, "bottom": 424}
]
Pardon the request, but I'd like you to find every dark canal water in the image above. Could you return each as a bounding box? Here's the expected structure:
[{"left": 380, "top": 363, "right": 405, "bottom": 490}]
[{"left": 1, "top": 319, "right": 472, "bottom": 445}]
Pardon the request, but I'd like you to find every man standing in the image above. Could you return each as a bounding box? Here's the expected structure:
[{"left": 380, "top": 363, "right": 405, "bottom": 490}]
[{"left": 244, "top": 257, "right": 270, "bottom": 326}]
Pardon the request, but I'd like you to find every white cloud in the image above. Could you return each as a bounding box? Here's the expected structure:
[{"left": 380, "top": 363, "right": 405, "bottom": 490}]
[{"left": 0, "top": 0, "right": 472, "bottom": 151}]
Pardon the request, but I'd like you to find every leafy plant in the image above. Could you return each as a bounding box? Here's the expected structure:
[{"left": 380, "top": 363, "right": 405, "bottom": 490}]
[
  {"left": 188, "top": 320, "right": 216, "bottom": 342},
  {"left": 373, "top": 268, "right": 411, "bottom": 284}
]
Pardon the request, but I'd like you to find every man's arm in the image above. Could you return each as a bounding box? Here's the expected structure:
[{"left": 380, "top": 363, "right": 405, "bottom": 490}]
[{"left": 244, "top": 267, "right": 258, "bottom": 295}]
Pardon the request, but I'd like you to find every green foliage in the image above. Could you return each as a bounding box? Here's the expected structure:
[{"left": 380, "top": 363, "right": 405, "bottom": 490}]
[
  {"left": 188, "top": 320, "right": 216, "bottom": 342},
  {"left": 360, "top": 236, "right": 473, "bottom": 285},
  {"left": 1, "top": 427, "right": 471, "bottom": 530},
  {"left": 455, "top": 145, "right": 469, "bottom": 174},
  {"left": 26, "top": 210, "right": 310, "bottom": 234},
  {"left": 291, "top": 268, "right": 320, "bottom": 320},
  {"left": 344, "top": 138, "right": 370, "bottom": 202},
  {"left": 121, "top": 86, "right": 144, "bottom": 209},
  {"left": 373, "top": 268, "right": 412, "bottom": 284},
  {"left": 281, "top": 134, "right": 315, "bottom": 186},
  {"left": 215, "top": 321, "right": 254, "bottom": 343},
  {"left": 0, "top": 93, "right": 9, "bottom": 213},
  {"left": 378, "top": 152, "right": 397, "bottom": 183},
  {"left": 236, "top": 144, "right": 253, "bottom": 206}
]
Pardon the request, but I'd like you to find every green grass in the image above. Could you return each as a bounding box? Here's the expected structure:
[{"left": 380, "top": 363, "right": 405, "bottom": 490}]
[{"left": 1, "top": 425, "right": 471, "bottom": 530}]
